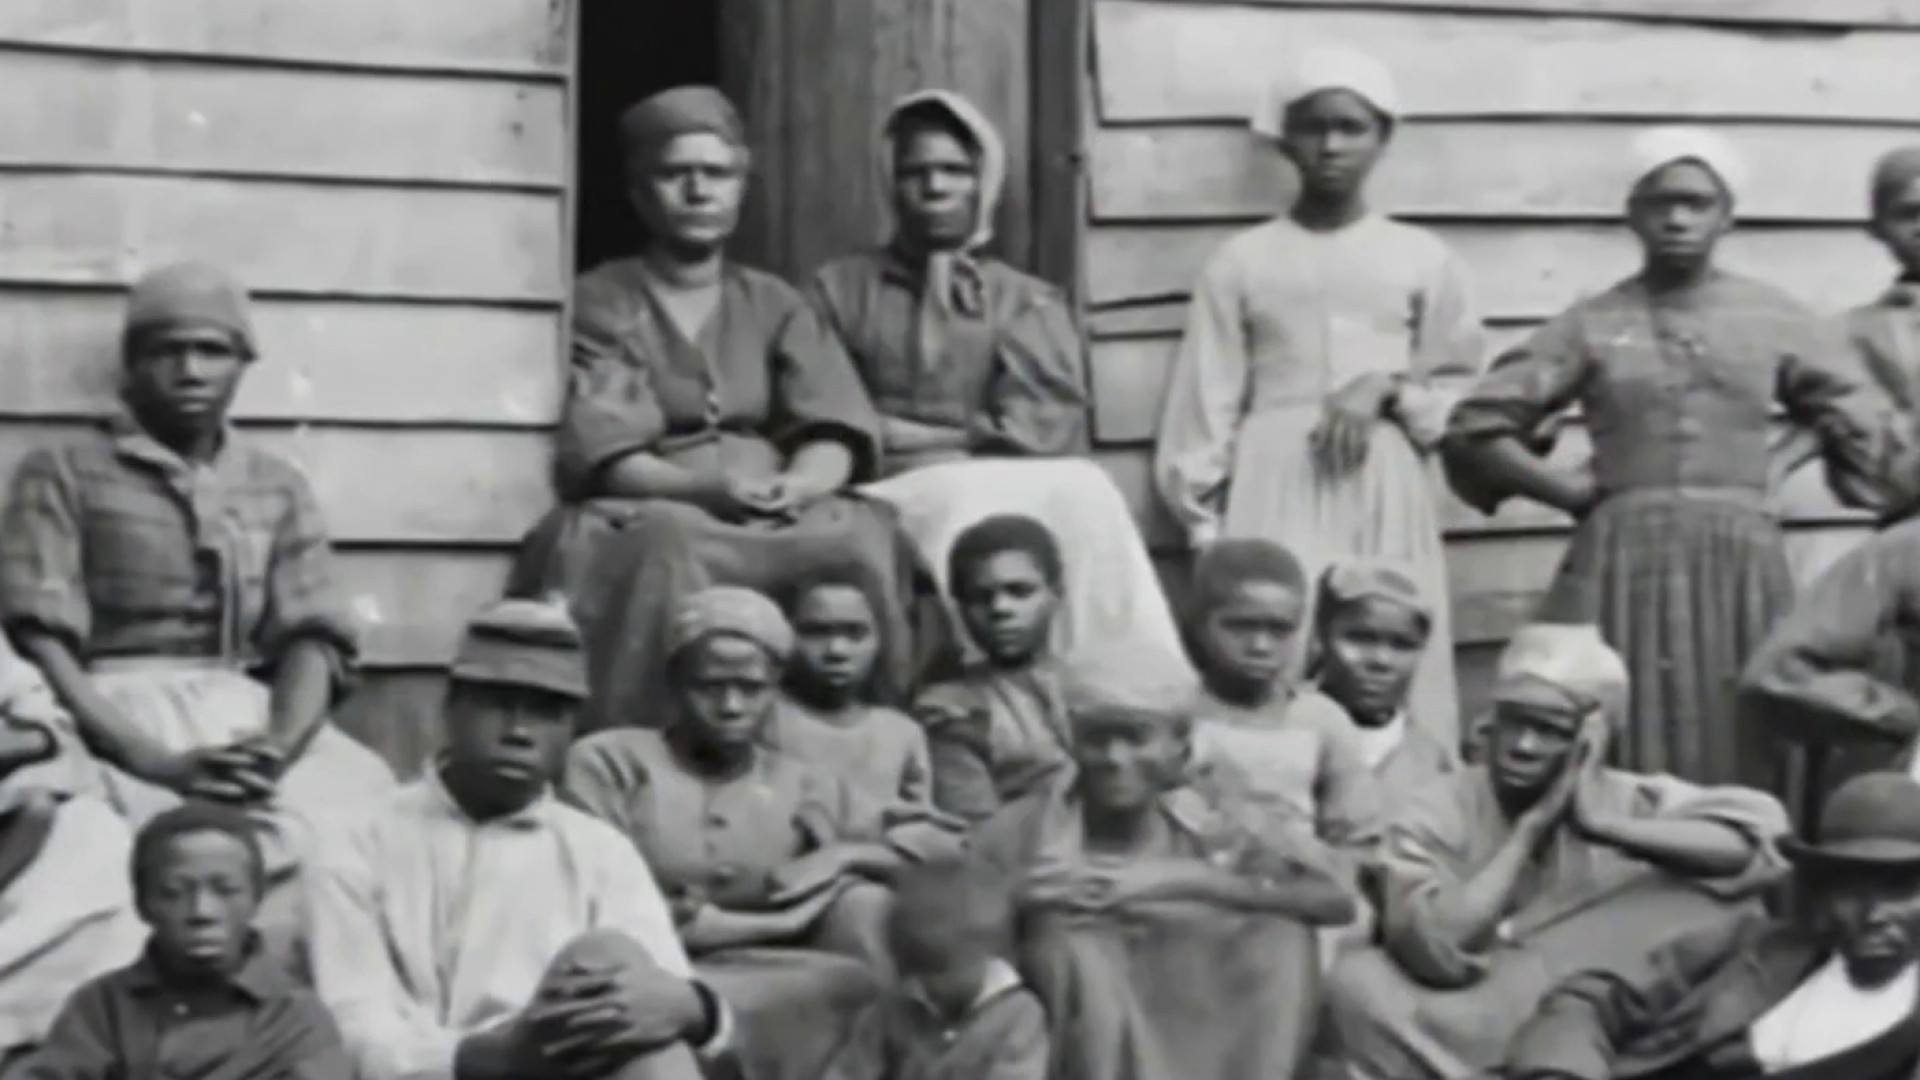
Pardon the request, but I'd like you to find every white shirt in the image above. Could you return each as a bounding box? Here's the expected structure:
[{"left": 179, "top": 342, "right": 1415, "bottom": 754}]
[
  {"left": 306, "top": 772, "right": 723, "bottom": 1080},
  {"left": 1353, "top": 712, "right": 1409, "bottom": 772},
  {"left": 1749, "top": 954, "right": 1918, "bottom": 1072}
]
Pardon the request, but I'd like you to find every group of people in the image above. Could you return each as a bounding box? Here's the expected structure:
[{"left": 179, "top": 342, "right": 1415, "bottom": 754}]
[{"left": 6, "top": 37, "right": 1920, "bottom": 1080}]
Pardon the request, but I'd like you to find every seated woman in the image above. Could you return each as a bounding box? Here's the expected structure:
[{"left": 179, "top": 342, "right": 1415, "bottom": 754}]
[
  {"left": 916, "top": 515, "right": 1080, "bottom": 824},
  {"left": 1308, "top": 558, "right": 1457, "bottom": 793},
  {"left": 509, "top": 85, "right": 927, "bottom": 735},
  {"left": 812, "top": 90, "right": 1186, "bottom": 683},
  {"left": 563, "top": 586, "right": 907, "bottom": 1080},
  {"left": 0, "top": 262, "right": 394, "bottom": 962},
  {"left": 1323, "top": 623, "right": 1789, "bottom": 1080},
  {"left": 971, "top": 657, "right": 1355, "bottom": 1080}
]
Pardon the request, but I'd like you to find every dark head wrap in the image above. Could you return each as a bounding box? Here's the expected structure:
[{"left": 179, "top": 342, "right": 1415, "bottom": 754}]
[
  {"left": 947, "top": 514, "right": 1065, "bottom": 593},
  {"left": 620, "top": 86, "right": 747, "bottom": 170},
  {"left": 1873, "top": 146, "right": 1920, "bottom": 215},
  {"left": 122, "top": 262, "right": 256, "bottom": 362}
]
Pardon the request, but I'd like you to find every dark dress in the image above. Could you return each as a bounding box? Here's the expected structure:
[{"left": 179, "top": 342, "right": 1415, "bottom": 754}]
[{"left": 509, "top": 259, "right": 936, "bottom": 732}]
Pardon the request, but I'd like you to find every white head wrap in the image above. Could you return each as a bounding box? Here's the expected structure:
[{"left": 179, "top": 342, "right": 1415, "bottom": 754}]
[
  {"left": 1627, "top": 126, "right": 1747, "bottom": 203},
  {"left": 880, "top": 89, "right": 1007, "bottom": 252},
  {"left": 1250, "top": 45, "right": 1400, "bottom": 139},
  {"left": 1492, "top": 623, "right": 1629, "bottom": 725}
]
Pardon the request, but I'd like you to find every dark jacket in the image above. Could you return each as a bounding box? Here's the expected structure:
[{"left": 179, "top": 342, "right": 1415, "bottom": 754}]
[{"left": 1503, "top": 912, "right": 1920, "bottom": 1080}]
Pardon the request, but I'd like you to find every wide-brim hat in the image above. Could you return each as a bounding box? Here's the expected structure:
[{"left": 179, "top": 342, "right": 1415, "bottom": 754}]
[{"left": 1780, "top": 772, "right": 1920, "bottom": 870}]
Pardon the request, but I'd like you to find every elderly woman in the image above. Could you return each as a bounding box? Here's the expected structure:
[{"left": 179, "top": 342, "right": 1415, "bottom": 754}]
[
  {"left": 1154, "top": 47, "right": 1487, "bottom": 751},
  {"left": 1443, "top": 128, "right": 1908, "bottom": 793},
  {"left": 971, "top": 654, "right": 1356, "bottom": 1080},
  {"left": 0, "top": 262, "right": 394, "bottom": 961},
  {"left": 811, "top": 90, "right": 1186, "bottom": 681},
  {"left": 562, "top": 586, "right": 908, "bottom": 1080},
  {"left": 510, "top": 86, "right": 927, "bottom": 734},
  {"left": 1323, "top": 624, "right": 1790, "bottom": 1080}
]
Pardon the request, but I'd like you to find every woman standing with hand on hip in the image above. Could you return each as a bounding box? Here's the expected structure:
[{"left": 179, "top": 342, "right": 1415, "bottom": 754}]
[{"left": 1155, "top": 47, "right": 1485, "bottom": 757}]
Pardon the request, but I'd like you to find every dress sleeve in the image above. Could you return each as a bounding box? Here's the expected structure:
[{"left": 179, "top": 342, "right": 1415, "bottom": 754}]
[
  {"left": 916, "top": 682, "right": 1002, "bottom": 825},
  {"left": 1394, "top": 248, "right": 1488, "bottom": 450},
  {"left": 974, "top": 285, "right": 1091, "bottom": 457},
  {"left": 1154, "top": 251, "right": 1251, "bottom": 547},
  {"left": 1502, "top": 913, "right": 1760, "bottom": 1080},
  {"left": 1622, "top": 773, "right": 1789, "bottom": 898},
  {"left": 767, "top": 298, "right": 885, "bottom": 483},
  {"left": 554, "top": 276, "right": 670, "bottom": 500},
  {"left": 1777, "top": 312, "right": 1913, "bottom": 513},
  {"left": 0, "top": 449, "right": 90, "bottom": 651},
  {"left": 305, "top": 829, "right": 465, "bottom": 1080},
  {"left": 897, "top": 715, "right": 933, "bottom": 806},
  {"left": 1441, "top": 308, "right": 1593, "bottom": 513},
  {"left": 1374, "top": 778, "right": 1492, "bottom": 989},
  {"left": 981, "top": 992, "right": 1052, "bottom": 1080},
  {"left": 560, "top": 736, "right": 650, "bottom": 846},
  {"left": 258, "top": 461, "right": 357, "bottom": 692},
  {"left": 1741, "top": 528, "right": 1920, "bottom": 748}
]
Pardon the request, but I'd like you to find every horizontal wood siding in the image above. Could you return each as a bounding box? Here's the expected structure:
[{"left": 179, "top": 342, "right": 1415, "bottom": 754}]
[
  {"left": 1083, "top": 0, "right": 1920, "bottom": 690},
  {"left": 0, "top": 0, "right": 571, "bottom": 736}
]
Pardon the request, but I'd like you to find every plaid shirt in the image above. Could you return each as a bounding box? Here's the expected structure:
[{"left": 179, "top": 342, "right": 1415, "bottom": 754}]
[{"left": 0, "top": 413, "right": 356, "bottom": 677}]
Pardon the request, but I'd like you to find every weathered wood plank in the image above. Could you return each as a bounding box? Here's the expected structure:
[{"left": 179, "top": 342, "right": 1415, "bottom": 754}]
[
  {"left": 0, "top": 292, "right": 560, "bottom": 426},
  {"left": 1088, "top": 301, "right": 1188, "bottom": 340},
  {"left": 1084, "top": 222, "right": 1895, "bottom": 315},
  {"left": 0, "top": 0, "right": 566, "bottom": 73},
  {"left": 0, "top": 53, "right": 565, "bottom": 186},
  {"left": 1153, "top": 0, "right": 1920, "bottom": 30},
  {"left": 1089, "top": 325, "right": 1534, "bottom": 444},
  {"left": 0, "top": 421, "right": 553, "bottom": 545},
  {"left": 1090, "top": 122, "right": 1909, "bottom": 225},
  {"left": 0, "top": 174, "right": 564, "bottom": 303},
  {"left": 1095, "top": 1, "right": 1920, "bottom": 124},
  {"left": 337, "top": 548, "right": 515, "bottom": 668},
  {"left": 334, "top": 670, "right": 447, "bottom": 779}
]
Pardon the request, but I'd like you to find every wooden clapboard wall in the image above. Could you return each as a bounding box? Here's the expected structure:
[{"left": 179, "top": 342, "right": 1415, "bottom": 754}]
[
  {"left": 0, "top": 1, "right": 575, "bottom": 771},
  {"left": 1080, "top": 0, "right": 1920, "bottom": 713}
]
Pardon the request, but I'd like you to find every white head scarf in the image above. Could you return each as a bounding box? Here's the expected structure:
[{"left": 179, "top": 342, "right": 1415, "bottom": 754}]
[
  {"left": 1250, "top": 45, "right": 1400, "bottom": 139},
  {"left": 1627, "top": 126, "right": 1748, "bottom": 203},
  {"left": 1492, "top": 623, "right": 1630, "bottom": 726},
  {"left": 881, "top": 89, "right": 1007, "bottom": 253}
]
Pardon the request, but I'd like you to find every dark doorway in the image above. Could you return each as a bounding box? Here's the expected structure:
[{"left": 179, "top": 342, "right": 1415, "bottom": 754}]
[{"left": 573, "top": 1, "right": 720, "bottom": 271}]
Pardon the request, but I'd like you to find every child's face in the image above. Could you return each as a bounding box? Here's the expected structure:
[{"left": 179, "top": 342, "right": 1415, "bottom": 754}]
[
  {"left": 1074, "top": 713, "right": 1188, "bottom": 814},
  {"left": 954, "top": 551, "right": 1059, "bottom": 667},
  {"left": 1196, "top": 580, "right": 1304, "bottom": 692},
  {"left": 139, "top": 830, "right": 259, "bottom": 977},
  {"left": 789, "top": 583, "right": 880, "bottom": 699},
  {"left": 1280, "top": 89, "right": 1388, "bottom": 202},
  {"left": 1875, "top": 176, "right": 1920, "bottom": 275},
  {"left": 1317, "top": 597, "right": 1430, "bottom": 725}
]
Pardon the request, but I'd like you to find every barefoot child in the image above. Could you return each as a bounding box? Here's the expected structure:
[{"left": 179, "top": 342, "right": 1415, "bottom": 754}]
[
  {"left": 24, "top": 803, "right": 350, "bottom": 1080},
  {"left": 777, "top": 566, "right": 932, "bottom": 808},
  {"left": 915, "top": 515, "right": 1070, "bottom": 823}
]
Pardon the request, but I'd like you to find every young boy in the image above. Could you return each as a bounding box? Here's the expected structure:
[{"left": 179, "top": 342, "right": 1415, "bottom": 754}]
[
  {"left": 821, "top": 856, "right": 1046, "bottom": 1080},
  {"left": 776, "top": 566, "right": 933, "bottom": 809},
  {"left": 22, "top": 803, "right": 350, "bottom": 1080},
  {"left": 914, "top": 515, "right": 1070, "bottom": 823}
]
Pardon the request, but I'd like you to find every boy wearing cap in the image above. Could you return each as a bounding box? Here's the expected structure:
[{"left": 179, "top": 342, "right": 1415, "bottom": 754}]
[
  {"left": 1324, "top": 624, "right": 1788, "bottom": 1080},
  {"left": 306, "top": 600, "right": 734, "bottom": 1080},
  {"left": 22, "top": 804, "right": 349, "bottom": 1080},
  {"left": 1443, "top": 129, "right": 1908, "bottom": 796},
  {"left": 819, "top": 856, "right": 1047, "bottom": 1080},
  {"left": 1504, "top": 772, "right": 1920, "bottom": 1080},
  {"left": 0, "top": 262, "right": 394, "bottom": 957}
]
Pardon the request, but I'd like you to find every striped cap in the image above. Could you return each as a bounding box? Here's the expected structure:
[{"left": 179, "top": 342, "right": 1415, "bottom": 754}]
[{"left": 450, "top": 599, "right": 589, "bottom": 701}]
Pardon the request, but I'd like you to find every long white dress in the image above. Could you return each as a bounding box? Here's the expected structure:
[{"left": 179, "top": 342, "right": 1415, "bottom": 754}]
[{"left": 1154, "top": 214, "right": 1485, "bottom": 752}]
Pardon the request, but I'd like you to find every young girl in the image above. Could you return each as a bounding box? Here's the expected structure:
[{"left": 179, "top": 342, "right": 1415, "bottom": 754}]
[
  {"left": 1181, "top": 539, "right": 1380, "bottom": 863},
  {"left": 915, "top": 515, "right": 1071, "bottom": 823},
  {"left": 1309, "top": 559, "right": 1456, "bottom": 793},
  {"left": 777, "top": 565, "right": 932, "bottom": 809},
  {"left": 1154, "top": 45, "right": 1483, "bottom": 757}
]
